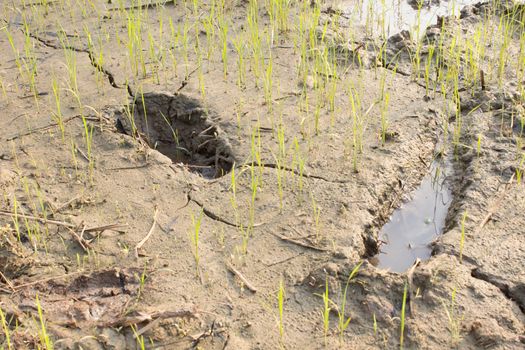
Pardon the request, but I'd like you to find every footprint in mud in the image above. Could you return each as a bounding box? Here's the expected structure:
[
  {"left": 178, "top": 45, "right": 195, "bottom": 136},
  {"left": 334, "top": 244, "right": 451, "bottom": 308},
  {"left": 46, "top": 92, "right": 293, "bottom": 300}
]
[
  {"left": 114, "top": 92, "right": 235, "bottom": 179},
  {"left": 375, "top": 160, "right": 452, "bottom": 272}
]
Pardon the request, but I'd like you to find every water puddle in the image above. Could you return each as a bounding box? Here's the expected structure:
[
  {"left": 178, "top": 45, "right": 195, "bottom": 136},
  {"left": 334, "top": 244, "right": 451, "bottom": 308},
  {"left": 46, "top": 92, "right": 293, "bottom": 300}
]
[
  {"left": 374, "top": 160, "right": 452, "bottom": 272},
  {"left": 339, "top": 0, "right": 477, "bottom": 37}
]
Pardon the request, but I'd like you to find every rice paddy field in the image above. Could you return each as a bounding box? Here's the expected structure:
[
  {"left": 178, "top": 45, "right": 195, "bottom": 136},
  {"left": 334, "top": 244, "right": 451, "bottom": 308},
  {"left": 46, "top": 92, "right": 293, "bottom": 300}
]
[{"left": 0, "top": 0, "right": 524, "bottom": 348}]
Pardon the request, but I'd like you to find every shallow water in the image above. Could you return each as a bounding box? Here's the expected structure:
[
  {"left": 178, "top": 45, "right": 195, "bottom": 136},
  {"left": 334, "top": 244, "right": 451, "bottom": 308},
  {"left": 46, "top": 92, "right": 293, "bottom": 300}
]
[
  {"left": 340, "top": 0, "right": 477, "bottom": 37},
  {"left": 375, "top": 161, "right": 452, "bottom": 272}
]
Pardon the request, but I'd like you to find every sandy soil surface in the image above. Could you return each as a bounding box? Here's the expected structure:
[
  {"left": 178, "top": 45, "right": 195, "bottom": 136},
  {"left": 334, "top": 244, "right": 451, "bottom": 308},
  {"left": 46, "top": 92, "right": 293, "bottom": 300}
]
[{"left": 0, "top": 0, "right": 524, "bottom": 349}]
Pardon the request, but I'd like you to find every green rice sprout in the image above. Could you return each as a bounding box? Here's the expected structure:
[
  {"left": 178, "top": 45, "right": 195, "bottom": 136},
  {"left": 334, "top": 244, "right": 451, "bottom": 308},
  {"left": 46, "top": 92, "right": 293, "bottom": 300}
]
[
  {"left": 459, "top": 211, "right": 468, "bottom": 263},
  {"left": 190, "top": 209, "right": 204, "bottom": 275},
  {"left": 51, "top": 77, "right": 65, "bottom": 142},
  {"left": 337, "top": 261, "right": 363, "bottom": 345},
  {"left": 0, "top": 306, "right": 12, "bottom": 350},
  {"left": 36, "top": 294, "right": 53, "bottom": 349},
  {"left": 278, "top": 278, "right": 285, "bottom": 347},
  {"left": 400, "top": 281, "right": 408, "bottom": 349},
  {"left": 321, "top": 278, "right": 330, "bottom": 346},
  {"left": 442, "top": 287, "right": 462, "bottom": 345}
]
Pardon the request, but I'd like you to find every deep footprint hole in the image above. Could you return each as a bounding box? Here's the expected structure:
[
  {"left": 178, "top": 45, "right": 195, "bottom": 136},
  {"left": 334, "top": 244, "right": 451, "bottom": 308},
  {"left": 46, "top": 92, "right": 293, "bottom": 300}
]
[{"left": 115, "top": 92, "right": 235, "bottom": 179}]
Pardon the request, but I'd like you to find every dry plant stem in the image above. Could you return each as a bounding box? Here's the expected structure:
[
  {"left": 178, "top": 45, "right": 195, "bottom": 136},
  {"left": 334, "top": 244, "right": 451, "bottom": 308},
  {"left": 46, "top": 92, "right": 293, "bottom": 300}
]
[
  {"left": 0, "top": 210, "right": 76, "bottom": 228},
  {"left": 226, "top": 262, "right": 258, "bottom": 293},
  {"left": 6, "top": 114, "right": 82, "bottom": 141},
  {"left": 474, "top": 173, "right": 515, "bottom": 235},
  {"left": 103, "top": 309, "right": 199, "bottom": 328},
  {"left": 66, "top": 226, "right": 91, "bottom": 252},
  {"left": 270, "top": 231, "right": 328, "bottom": 252},
  {"left": 134, "top": 207, "right": 159, "bottom": 258},
  {"left": 0, "top": 210, "right": 127, "bottom": 233},
  {"left": 135, "top": 317, "right": 163, "bottom": 338},
  {"left": 83, "top": 223, "right": 128, "bottom": 233},
  {"left": 13, "top": 271, "right": 85, "bottom": 291},
  {"left": 0, "top": 270, "right": 15, "bottom": 292},
  {"left": 55, "top": 194, "right": 83, "bottom": 212},
  {"left": 405, "top": 258, "right": 420, "bottom": 317}
]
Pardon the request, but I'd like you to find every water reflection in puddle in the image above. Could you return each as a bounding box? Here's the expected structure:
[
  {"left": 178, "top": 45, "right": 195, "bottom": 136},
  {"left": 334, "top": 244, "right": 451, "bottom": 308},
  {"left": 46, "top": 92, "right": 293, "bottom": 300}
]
[
  {"left": 375, "top": 161, "right": 452, "bottom": 272},
  {"left": 339, "top": 0, "right": 477, "bottom": 37}
]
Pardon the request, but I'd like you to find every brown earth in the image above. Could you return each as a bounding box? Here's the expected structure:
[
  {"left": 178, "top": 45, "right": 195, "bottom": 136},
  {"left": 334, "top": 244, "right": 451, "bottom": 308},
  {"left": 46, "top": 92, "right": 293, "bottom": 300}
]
[{"left": 0, "top": 0, "right": 524, "bottom": 349}]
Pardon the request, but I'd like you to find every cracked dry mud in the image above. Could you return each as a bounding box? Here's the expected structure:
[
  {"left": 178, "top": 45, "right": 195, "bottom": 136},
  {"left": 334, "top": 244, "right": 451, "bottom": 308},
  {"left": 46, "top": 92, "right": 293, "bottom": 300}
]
[{"left": 0, "top": 0, "right": 524, "bottom": 349}]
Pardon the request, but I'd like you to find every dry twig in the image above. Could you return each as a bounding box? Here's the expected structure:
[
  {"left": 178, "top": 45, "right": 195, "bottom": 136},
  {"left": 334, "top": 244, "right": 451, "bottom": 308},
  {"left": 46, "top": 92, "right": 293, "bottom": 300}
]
[
  {"left": 475, "top": 173, "right": 515, "bottom": 235},
  {"left": 134, "top": 207, "right": 159, "bottom": 258},
  {"left": 66, "top": 226, "right": 91, "bottom": 252},
  {"left": 0, "top": 270, "right": 15, "bottom": 292},
  {"left": 226, "top": 262, "right": 257, "bottom": 293},
  {"left": 270, "top": 232, "right": 329, "bottom": 252}
]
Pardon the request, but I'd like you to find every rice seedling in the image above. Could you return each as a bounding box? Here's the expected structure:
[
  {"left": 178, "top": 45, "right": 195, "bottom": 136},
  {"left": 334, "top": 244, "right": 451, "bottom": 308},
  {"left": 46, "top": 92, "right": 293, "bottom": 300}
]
[
  {"left": 70, "top": 138, "right": 79, "bottom": 178},
  {"left": 51, "top": 77, "right": 65, "bottom": 142},
  {"left": 293, "top": 138, "right": 305, "bottom": 193},
  {"left": 21, "top": 16, "right": 39, "bottom": 100},
  {"left": 147, "top": 31, "right": 161, "bottom": 84},
  {"left": 411, "top": 0, "right": 424, "bottom": 80},
  {"left": 0, "top": 306, "right": 12, "bottom": 350},
  {"left": 131, "top": 324, "right": 146, "bottom": 350},
  {"left": 36, "top": 294, "right": 53, "bottom": 349},
  {"left": 379, "top": 71, "right": 391, "bottom": 145},
  {"left": 313, "top": 90, "right": 323, "bottom": 135},
  {"left": 442, "top": 287, "right": 462, "bottom": 345},
  {"left": 347, "top": 85, "right": 369, "bottom": 171},
  {"left": 80, "top": 114, "right": 95, "bottom": 182},
  {"left": 167, "top": 18, "right": 179, "bottom": 76},
  {"left": 190, "top": 209, "right": 204, "bottom": 275},
  {"left": 126, "top": 10, "right": 146, "bottom": 77},
  {"left": 248, "top": 163, "right": 259, "bottom": 232},
  {"left": 247, "top": 0, "right": 262, "bottom": 85},
  {"left": 399, "top": 281, "right": 408, "bottom": 349},
  {"left": 202, "top": 15, "right": 215, "bottom": 60},
  {"left": 233, "top": 35, "right": 246, "bottom": 89},
  {"left": 58, "top": 28, "right": 79, "bottom": 96},
  {"left": 12, "top": 196, "right": 21, "bottom": 241},
  {"left": 274, "top": 157, "right": 284, "bottom": 212},
  {"left": 263, "top": 54, "right": 274, "bottom": 110},
  {"left": 237, "top": 223, "right": 248, "bottom": 256},
  {"left": 277, "top": 278, "right": 285, "bottom": 347},
  {"left": 336, "top": 261, "right": 363, "bottom": 345},
  {"left": 423, "top": 44, "right": 435, "bottom": 97},
  {"left": 219, "top": 16, "right": 229, "bottom": 78},
  {"left": 320, "top": 278, "right": 330, "bottom": 347},
  {"left": 196, "top": 41, "right": 206, "bottom": 99},
  {"left": 516, "top": 153, "right": 525, "bottom": 184},
  {"left": 459, "top": 211, "right": 467, "bottom": 263},
  {"left": 327, "top": 76, "right": 339, "bottom": 120},
  {"left": 476, "top": 134, "right": 482, "bottom": 157},
  {"left": 4, "top": 27, "right": 26, "bottom": 87},
  {"left": 497, "top": 15, "right": 513, "bottom": 88}
]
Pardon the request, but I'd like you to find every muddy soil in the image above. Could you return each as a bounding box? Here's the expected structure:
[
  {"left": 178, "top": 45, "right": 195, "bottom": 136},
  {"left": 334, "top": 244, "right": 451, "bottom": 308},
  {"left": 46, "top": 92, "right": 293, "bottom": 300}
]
[{"left": 0, "top": 0, "right": 524, "bottom": 349}]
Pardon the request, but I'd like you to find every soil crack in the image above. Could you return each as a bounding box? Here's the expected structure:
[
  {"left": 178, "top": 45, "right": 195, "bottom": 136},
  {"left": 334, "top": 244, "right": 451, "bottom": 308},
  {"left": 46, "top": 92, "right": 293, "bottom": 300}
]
[
  {"left": 187, "top": 192, "right": 241, "bottom": 228},
  {"left": 471, "top": 268, "right": 525, "bottom": 314},
  {"left": 27, "top": 31, "right": 121, "bottom": 89},
  {"left": 188, "top": 192, "right": 266, "bottom": 229},
  {"left": 242, "top": 162, "right": 353, "bottom": 184}
]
